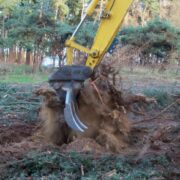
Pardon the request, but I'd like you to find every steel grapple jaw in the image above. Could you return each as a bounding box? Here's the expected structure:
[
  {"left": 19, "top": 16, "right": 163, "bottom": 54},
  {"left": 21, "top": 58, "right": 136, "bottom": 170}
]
[{"left": 48, "top": 65, "right": 93, "bottom": 132}]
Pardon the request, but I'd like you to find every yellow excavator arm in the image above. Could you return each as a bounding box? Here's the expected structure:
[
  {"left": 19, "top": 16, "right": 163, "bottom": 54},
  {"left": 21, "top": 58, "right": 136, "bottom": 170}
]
[
  {"left": 66, "top": 0, "right": 133, "bottom": 68},
  {"left": 49, "top": 0, "right": 134, "bottom": 132}
]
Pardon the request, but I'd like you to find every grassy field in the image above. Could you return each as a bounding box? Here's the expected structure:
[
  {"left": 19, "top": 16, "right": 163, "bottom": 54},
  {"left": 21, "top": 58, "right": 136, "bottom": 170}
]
[
  {"left": 0, "top": 64, "right": 179, "bottom": 179},
  {"left": 0, "top": 64, "right": 179, "bottom": 84},
  {"left": 1, "top": 150, "right": 172, "bottom": 179},
  {"left": 0, "top": 64, "right": 48, "bottom": 84},
  {"left": 0, "top": 82, "right": 179, "bottom": 179},
  {"left": 120, "top": 66, "right": 179, "bottom": 82}
]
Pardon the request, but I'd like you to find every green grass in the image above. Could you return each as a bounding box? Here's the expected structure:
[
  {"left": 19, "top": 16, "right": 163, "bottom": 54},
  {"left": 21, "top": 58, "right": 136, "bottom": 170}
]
[
  {"left": 143, "top": 88, "right": 173, "bottom": 107},
  {"left": 1, "top": 150, "right": 173, "bottom": 179},
  {"left": 0, "top": 83, "right": 41, "bottom": 124},
  {"left": 0, "top": 74, "right": 48, "bottom": 84},
  {"left": 0, "top": 64, "right": 48, "bottom": 84},
  {"left": 1, "top": 63, "right": 179, "bottom": 84},
  {"left": 120, "top": 66, "right": 179, "bottom": 82}
]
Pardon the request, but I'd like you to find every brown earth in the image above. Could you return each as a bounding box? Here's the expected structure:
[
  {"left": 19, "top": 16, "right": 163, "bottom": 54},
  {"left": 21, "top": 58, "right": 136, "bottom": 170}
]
[
  {"left": 35, "top": 81, "right": 131, "bottom": 153},
  {"left": 0, "top": 123, "right": 36, "bottom": 164},
  {"left": 0, "top": 78, "right": 179, "bottom": 176},
  {"left": 36, "top": 78, "right": 158, "bottom": 153},
  {"left": 0, "top": 123, "right": 34, "bottom": 145}
]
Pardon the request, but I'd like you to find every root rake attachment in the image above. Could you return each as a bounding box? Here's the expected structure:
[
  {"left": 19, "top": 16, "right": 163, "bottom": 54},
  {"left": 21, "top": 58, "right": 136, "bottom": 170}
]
[{"left": 49, "top": 65, "right": 92, "bottom": 132}]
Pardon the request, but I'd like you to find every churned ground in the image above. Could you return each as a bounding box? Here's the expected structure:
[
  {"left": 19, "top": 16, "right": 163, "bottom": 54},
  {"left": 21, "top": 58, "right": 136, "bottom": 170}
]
[{"left": 0, "top": 72, "right": 179, "bottom": 179}]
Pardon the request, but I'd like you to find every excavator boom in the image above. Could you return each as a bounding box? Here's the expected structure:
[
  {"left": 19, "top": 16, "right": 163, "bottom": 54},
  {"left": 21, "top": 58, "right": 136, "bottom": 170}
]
[
  {"left": 66, "top": 0, "right": 133, "bottom": 68},
  {"left": 49, "top": 0, "right": 134, "bottom": 132}
]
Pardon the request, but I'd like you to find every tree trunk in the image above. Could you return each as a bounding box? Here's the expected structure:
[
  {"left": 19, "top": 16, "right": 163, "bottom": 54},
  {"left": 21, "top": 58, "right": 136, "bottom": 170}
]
[
  {"left": 38, "top": 52, "right": 44, "bottom": 72},
  {"left": 17, "top": 47, "right": 22, "bottom": 64},
  {"left": 9, "top": 47, "right": 16, "bottom": 63},
  {"left": 26, "top": 48, "right": 31, "bottom": 65},
  {"left": 81, "top": 0, "right": 85, "bottom": 20},
  {"left": 32, "top": 50, "right": 38, "bottom": 72},
  {"left": 0, "top": 48, "right": 4, "bottom": 62}
]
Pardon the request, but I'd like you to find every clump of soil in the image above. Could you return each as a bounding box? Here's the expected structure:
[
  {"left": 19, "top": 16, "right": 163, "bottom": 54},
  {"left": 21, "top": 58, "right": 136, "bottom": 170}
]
[
  {"left": 0, "top": 123, "right": 37, "bottom": 164},
  {"left": 75, "top": 80, "right": 131, "bottom": 152},
  {"left": 0, "top": 123, "right": 34, "bottom": 145},
  {"left": 36, "top": 78, "right": 154, "bottom": 153},
  {"left": 61, "top": 138, "right": 105, "bottom": 154},
  {"left": 35, "top": 87, "right": 70, "bottom": 145}
]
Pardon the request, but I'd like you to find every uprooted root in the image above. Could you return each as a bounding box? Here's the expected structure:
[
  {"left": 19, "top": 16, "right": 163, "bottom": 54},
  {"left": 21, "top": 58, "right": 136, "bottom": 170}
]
[{"left": 35, "top": 79, "right": 155, "bottom": 153}]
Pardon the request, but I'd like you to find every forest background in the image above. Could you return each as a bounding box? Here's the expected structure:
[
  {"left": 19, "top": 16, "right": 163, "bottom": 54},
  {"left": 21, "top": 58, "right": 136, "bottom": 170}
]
[{"left": 0, "top": 0, "right": 179, "bottom": 71}]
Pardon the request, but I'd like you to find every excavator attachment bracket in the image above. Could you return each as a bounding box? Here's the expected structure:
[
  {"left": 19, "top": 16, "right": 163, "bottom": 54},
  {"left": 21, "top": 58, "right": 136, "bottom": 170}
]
[{"left": 48, "top": 65, "right": 93, "bottom": 132}]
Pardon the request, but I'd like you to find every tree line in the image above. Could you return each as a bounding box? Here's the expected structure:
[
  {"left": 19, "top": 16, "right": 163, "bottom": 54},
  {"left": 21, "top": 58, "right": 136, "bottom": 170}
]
[{"left": 0, "top": 0, "right": 174, "bottom": 68}]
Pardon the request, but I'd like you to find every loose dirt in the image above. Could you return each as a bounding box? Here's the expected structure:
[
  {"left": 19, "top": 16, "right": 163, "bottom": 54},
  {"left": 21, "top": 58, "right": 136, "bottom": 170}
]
[
  {"left": 36, "top": 79, "right": 134, "bottom": 153},
  {"left": 0, "top": 123, "right": 36, "bottom": 164},
  {"left": 35, "top": 78, "right": 170, "bottom": 154},
  {"left": 0, "top": 78, "right": 179, "bottom": 179},
  {"left": 0, "top": 123, "right": 34, "bottom": 145}
]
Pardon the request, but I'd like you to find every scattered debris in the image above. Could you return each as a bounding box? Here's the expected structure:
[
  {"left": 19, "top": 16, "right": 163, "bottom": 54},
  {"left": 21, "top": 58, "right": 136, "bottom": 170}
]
[{"left": 0, "top": 76, "right": 179, "bottom": 179}]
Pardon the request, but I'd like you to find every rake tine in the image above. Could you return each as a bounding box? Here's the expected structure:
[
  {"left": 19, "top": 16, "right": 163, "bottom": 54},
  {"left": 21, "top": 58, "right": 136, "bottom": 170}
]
[
  {"left": 71, "top": 100, "right": 88, "bottom": 129},
  {"left": 64, "top": 104, "right": 84, "bottom": 132},
  {"left": 64, "top": 88, "right": 85, "bottom": 132}
]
